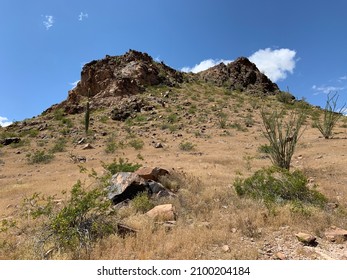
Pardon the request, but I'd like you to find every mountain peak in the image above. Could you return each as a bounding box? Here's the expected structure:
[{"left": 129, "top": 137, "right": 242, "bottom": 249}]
[{"left": 198, "top": 56, "right": 279, "bottom": 95}]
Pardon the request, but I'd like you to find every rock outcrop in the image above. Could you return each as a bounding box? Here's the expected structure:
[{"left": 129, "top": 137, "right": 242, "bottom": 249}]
[
  {"left": 58, "top": 50, "right": 184, "bottom": 113},
  {"left": 197, "top": 57, "right": 280, "bottom": 95},
  {"left": 46, "top": 50, "right": 281, "bottom": 115}
]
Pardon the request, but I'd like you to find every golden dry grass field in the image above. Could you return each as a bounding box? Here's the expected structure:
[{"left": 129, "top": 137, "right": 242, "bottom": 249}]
[{"left": 1, "top": 83, "right": 347, "bottom": 259}]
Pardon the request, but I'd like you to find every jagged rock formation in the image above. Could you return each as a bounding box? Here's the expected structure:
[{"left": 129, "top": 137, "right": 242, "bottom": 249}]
[
  {"left": 47, "top": 51, "right": 280, "bottom": 115},
  {"left": 197, "top": 57, "right": 280, "bottom": 95},
  {"left": 55, "top": 50, "right": 184, "bottom": 114}
]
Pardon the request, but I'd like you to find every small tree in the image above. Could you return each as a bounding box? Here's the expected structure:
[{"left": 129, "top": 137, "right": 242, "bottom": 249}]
[
  {"left": 314, "top": 92, "right": 346, "bottom": 139},
  {"left": 261, "top": 109, "right": 306, "bottom": 170}
]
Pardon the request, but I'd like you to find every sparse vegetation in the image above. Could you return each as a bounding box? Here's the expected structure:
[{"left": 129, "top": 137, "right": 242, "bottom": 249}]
[
  {"left": 276, "top": 90, "right": 295, "bottom": 104},
  {"left": 102, "top": 158, "right": 142, "bottom": 175},
  {"left": 179, "top": 141, "right": 195, "bottom": 151},
  {"left": 314, "top": 92, "right": 346, "bottom": 139},
  {"left": 26, "top": 150, "right": 54, "bottom": 164},
  {"left": 261, "top": 109, "right": 306, "bottom": 170},
  {"left": 49, "top": 138, "right": 67, "bottom": 153},
  {"left": 128, "top": 138, "right": 144, "bottom": 150},
  {"left": 131, "top": 192, "right": 154, "bottom": 213},
  {"left": 21, "top": 180, "right": 117, "bottom": 259},
  {"left": 234, "top": 166, "right": 327, "bottom": 208}
]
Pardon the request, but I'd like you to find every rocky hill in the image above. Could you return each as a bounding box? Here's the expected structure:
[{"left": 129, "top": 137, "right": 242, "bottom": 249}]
[
  {"left": 198, "top": 57, "right": 280, "bottom": 95},
  {"left": 1, "top": 50, "right": 347, "bottom": 260},
  {"left": 48, "top": 50, "right": 280, "bottom": 115}
]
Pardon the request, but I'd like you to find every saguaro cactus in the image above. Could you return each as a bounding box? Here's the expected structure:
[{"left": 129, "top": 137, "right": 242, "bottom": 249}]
[{"left": 85, "top": 88, "right": 91, "bottom": 135}]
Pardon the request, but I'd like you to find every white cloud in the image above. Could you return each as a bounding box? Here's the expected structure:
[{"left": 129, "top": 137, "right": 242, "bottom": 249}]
[
  {"left": 69, "top": 80, "right": 80, "bottom": 88},
  {"left": 43, "top": 15, "right": 54, "bottom": 30},
  {"left": 338, "top": 75, "right": 347, "bottom": 81},
  {"left": 0, "top": 116, "right": 12, "bottom": 127},
  {"left": 312, "top": 85, "right": 345, "bottom": 94},
  {"left": 248, "top": 48, "right": 296, "bottom": 82},
  {"left": 78, "top": 12, "right": 88, "bottom": 21},
  {"left": 181, "top": 59, "right": 233, "bottom": 73}
]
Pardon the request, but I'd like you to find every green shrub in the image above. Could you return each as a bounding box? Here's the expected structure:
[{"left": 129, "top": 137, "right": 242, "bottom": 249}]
[
  {"left": 276, "top": 91, "right": 295, "bottom": 104},
  {"left": 261, "top": 109, "right": 306, "bottom": 169},
  {"left": 132, "top": 192, "right": 154, "bottom": 213},
  {"left": 49, "top": 138, "right": 67, "bottom": 153},
  {"left": 258, "top": 144, "right": 272, "bottom": 154},
  {"left": 27, "top": 150, "right": 54, "bottom": 164},
  {"left": 105, "top": 142, "right": 117, "bottom": 154},
  {"left": 22, "top": 181, "right": 117, "bottom": 259},
  {"left": 54, "top": 109, "right": 65, "bottom": 121},
  {"left": 129, "top": 139, "right": 144, "bottom": 150},
  {"left": 102, "top": 158, "right": 142, "bottom": 175},
  {"left": 179, "top": 141, "right": 195, "bottom": 151},
  {"left": 234, "top": 167, "right": 327, "bottom": 207}
]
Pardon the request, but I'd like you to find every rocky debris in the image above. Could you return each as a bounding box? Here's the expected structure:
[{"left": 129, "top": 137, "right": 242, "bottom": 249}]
[
  {"left": 275, "top": 252, "right": 286, "bottom": 260},
  {"left": 325, "top": 226, "right": 347, "bottom": 242},
  {"left": 154, "top": 142, "right": 163, "bottom": 149},
  {"left": 82, "top": 143, "right": 94, "bottom": 150},
  {"left": 110, "top": 96, "right": 145, "bottom": 121},
  {"left": 135, "top": 166, "right": 169, "bottom": 181},
  {"left": 107, "top": 169, "right": 175, "bottom": 205},
  {"left": 222, "top": 245, "right": 230, "bottom": 253},
  {"left": 146, "top": 204, "right": 176, "bottom": 221},
  {"left": 1, "top": 137, "right": 21, "bottom": 146},
  {"left": 107, "top": 172, "right": 148, "bottom": 204},
  {"left": 69, "top": 153, "right": 87, "bottom": 163},
  {"left": 295, "top": 232, "right": 317, "bottom": 246},
  {"left": 197, "top": 57, "right": 280, "bottom": 95}
]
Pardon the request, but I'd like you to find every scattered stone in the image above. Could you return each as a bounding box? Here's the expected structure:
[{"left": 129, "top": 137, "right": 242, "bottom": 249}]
[
  {"left": 275, "top": 252, "right": 286, "bottom": 260},
  {"left": 69, "top": 154, "right": 86, "bottom": 163},
  {"left": 154, "top": 142, "right": 163, "bottom": 148},
  {"left": 135, "top": 166, "right": 169, "bottom": 181},
  {"left": 295, "top": 232, "right": 317, "bottom": 246},
  {"left": 77, "top": 138, "right": 86, "bottom": 145},
  {"left": 146, "top": 204, "right": 176, "bottom": 221},
  {"left": 82, "top": 143, "right": 94, "bottom": 150},
  {"left": 326, "top": 202, "right": 339, "bottom": 210},
  {"left": 325, "top": 226, "right": 347, "bottom": 242},
  {"left": 222, "top": 245, "right": 230, "bottom": 253},
  {"left": 107, "top": 172, "right": 148, "bottom": 204},
  {"left": 1, "top": 137, "right": 21, "bottom": 146}
]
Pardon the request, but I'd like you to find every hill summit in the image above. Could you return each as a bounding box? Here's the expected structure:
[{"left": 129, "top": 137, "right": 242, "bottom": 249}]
[{"left": 51, "top": 50, "right": 280, "bottom": 114}]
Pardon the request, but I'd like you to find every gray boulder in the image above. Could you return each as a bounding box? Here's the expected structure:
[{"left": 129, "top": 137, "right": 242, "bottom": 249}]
[{"left": 107, "top": 172, "right": 148, "bottom": 204}]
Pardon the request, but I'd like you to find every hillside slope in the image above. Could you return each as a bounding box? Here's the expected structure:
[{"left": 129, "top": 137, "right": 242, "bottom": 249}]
[{"left": 0, "top": 50, "right": 346, "bottom": 260}]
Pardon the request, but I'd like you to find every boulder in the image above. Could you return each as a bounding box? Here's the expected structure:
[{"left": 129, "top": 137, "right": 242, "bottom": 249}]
[
  {"left": 147, "top": 180, "right": 174, "bottom": 198},
  {"left": 146, "top": 204, "right": 176, "bottom": 221},
  {"left": 135, "top": 166, "right": 169, "bottom": 181},
  {"left": 1, "top": 137, "right": 21, "bottom": 146},
  {"left": 295, "top": 232, "right": 317, "bottom": 246},
  {"left": 107, "top": 172, "right": 148, "bottom": 204},
  {"left": 325, "top": 226, "right": 347, "bottom": 242}
]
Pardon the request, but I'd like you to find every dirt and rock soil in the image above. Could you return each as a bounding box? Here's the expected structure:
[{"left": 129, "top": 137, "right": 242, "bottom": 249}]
[{"left": 0, "top": 50, "right": 346, "bottom": 260}]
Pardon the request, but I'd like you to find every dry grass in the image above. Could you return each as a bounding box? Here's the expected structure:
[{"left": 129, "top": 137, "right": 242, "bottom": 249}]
[{"left": 1, "top": 82, "right": 347, "bottom": 259}]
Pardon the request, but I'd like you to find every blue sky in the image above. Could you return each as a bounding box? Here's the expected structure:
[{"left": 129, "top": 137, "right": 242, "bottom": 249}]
[{"left": 1, "top": 0, "right": 347, "bottom": 126}]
